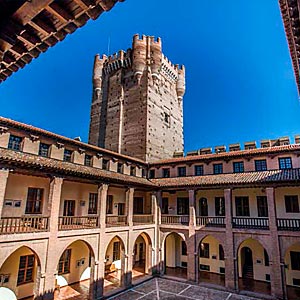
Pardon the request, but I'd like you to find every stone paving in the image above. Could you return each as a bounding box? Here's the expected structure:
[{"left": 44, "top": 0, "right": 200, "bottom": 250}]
[{"left": 108, "top": 277, "right": 259, "bottom": 300}]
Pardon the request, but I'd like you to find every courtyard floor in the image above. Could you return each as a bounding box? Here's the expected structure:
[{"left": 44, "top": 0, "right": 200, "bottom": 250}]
[{"left": 108, "top": 277, "right": 261, "bottom": 300}]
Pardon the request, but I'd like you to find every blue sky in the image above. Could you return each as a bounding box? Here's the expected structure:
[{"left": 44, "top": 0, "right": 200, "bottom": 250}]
[{"left": 0, "top": 0, "right": 299, "bottom": 152}]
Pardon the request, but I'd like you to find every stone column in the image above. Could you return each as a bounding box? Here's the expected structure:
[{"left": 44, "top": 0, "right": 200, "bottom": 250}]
[
  {"left": 126, "top": 187, "right": 134, "bottom": 227},
  {"left": 153, "top": 191, "right": 162, "bottom": 274},
  {"left": 44, "top": 177, "right": 63, "bottom": 298},
  {"left": 187, "top": 189, "right": 197, "bottom": 282},
  {"left": 224, "top": 188, "right": 236, "bottom": 291},
  {"left": 266, "top": 187, "right": 284, "bottom": 299},
  {"left": 98, "top": 183, "right": 108, "bottom": 228},
  {"left": 0, "top": 168, "right": 9, "bottom": 218}
]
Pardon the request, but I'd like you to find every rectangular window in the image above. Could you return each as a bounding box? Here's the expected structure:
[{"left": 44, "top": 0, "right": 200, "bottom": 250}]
[
  {"left": 102, "top": 159, "right": 109, "bottom": 170},
  {"left": 63, "top": 149, "right": 72, "bottom": 162},
  {"left": 181, "top": 241, "right": 187, "bottom": 255},
  {"left": 106, "top": 195, "right": 113, "bottom": 214},
  {"left": 200, "top": 243, "right": 210, "bottom": 258},
  {"left": 215, "top": 197, "right": 225, "bottom": 216},
  {"left": 113, "top": 242, "right": 120, "bottom": 261},
  {"left": 117, "top": 163, "right": 123, "bottom": 173},
  {"left": 290, "top": 251, "right": 300, "bottom": 270},
  {"left": 149, "top": 169, "right": 155, "bottom": 179},
  {"left": 285, "top": 195, "right": 299, "bottom": 213},
  {"left": 162, "top": 168, "right": 170, "bottom": 178},
  {"left": 88, "top": 193, "right": 98, "bottom": 214},
  {"left": 162, "top": 197, "right": 169, "bottom": 214},
  {"left": 84, "top": 154, "right": 92, "bottom": 166},
  {"left": 257, "top": 196, "right": 268, "bottom": 217},
  {"left": 255, "top": 159, "right": 267, "bottom": 171},
  {"left": 25, "top": 188, "right": 43, "bottom": 214},
  {"left": 279, "top": 157, "right": 292, "bottom": 169},
  {"left": 39, "top": 143, "right": 50, "bottom": 157},
  {"left": 178, "top": 166, "right": 186, "bottom": 177},
  {"left": 17, "top": 255, "right": 35, "bottom": 285},
  {"left": 200, "top": 264, "right": 210, "bottom": 271},
  {"left": 130, "top": 166, "right": 136, "bottom": 176},
  {"left": 199, "top": 197, "right": 208, "bottom": 216},
  {"left": 194, "top": 165, "right": 204, "bottom": 176},
  {"left": 213, "top": 163, "right": 223, "bottom": 174},
  {"left": 177, "top": 197, "right": 189, "bottom": 215},
  {"left": 219, "top": 245, "right": 225, "bottom": 260},
  {"left": 133, "top": 197, "right": 144, "bottom": 214},
  {"left": 235, "top": 196, "right": 250, "bottom": 216},
  {"left": 8, "top": 135, "right": 22, "bottom": 151},
  {"left": 58, "top": 249, "right": 71, "bottom": 275},
  {"left": 233, "top": 161, "right": 244, "bottom": 173}
]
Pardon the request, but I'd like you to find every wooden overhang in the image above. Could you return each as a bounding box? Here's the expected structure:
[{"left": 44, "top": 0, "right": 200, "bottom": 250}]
[
  {"left": 0, "top": 0, "right": 123, "bottom": 83},
  {"left": 279, "top": 0, "right": 300, "bottom": 93}
]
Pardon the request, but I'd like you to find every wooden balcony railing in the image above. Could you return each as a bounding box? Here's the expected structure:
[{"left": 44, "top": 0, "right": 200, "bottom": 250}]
[
  {"left": 161, "top": 215, "right": 189, "bottom": 225},
  {"left": 277, "top": 218, "right": 300, "bottom": 231},
  {"left": 0, "top": 216, "right": 49, "bottom": 234},
  {"left": 232, "top": 217, "right": 269, "bottom": 230},
  {"left": 133, "top": 214, "right": 154, "bottom": 225},
  {"left": 106, "top": 215, "right": 128, "bottom": 227},
  {"left": 196, "top": 216, "right": 226, "bottom": 228},
  {"left": 58, "top": 216, "right": 99, "bottom": 230}
]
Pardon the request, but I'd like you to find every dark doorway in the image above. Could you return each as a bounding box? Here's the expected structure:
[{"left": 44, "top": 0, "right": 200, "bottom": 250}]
[{"left": 241, "top": 247, "right": 253, "bottom": 279}]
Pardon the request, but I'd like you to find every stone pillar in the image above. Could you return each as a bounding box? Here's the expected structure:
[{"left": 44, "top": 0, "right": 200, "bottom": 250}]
[
  {"left": 44, "top": 177, "right": 63, "bottom": 298},
  {"left": 224, "top": 188, "right": 236, "bottom": 291},
  {"left": 187, "top": 189, "right": 197, "bottom": 282},
  {"left": 153, "top": 191, "right": 162, "bottom": 274},
  {"left": 126, "top": 187, "right": 134, "bottom": 227},
  {"left": 266, "top": 187, "right": 284, "bottom": 299},
  {"left": 0, "top": 168, "right": 9, "bottom": 218},
  {"left": 98, "top": 183, "right": 108, "bottom": 228}
]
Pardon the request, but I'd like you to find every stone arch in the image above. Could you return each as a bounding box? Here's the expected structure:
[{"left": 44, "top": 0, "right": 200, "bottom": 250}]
[
  {"left": 104, "top": 235, "right": 126, "bottom": 255},
  {"left": 280, "top": 237, "right": 300, "bottom": 260},
  {"left": 0, "top": 246, "right": 42, "bottom": 300}
]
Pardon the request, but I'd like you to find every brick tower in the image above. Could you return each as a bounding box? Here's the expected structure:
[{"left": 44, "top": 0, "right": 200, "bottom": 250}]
[{"left": 88, "top": 34, "right": 185, "bottom": 162}]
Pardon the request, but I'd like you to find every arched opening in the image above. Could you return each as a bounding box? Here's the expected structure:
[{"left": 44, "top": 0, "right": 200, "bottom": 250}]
[
  {"left": 55, "top": 240, "right": 94, "bottom": 300},
  {"left": 198, "top": 235, "right": 225, "bottom": 286},
  {"left": 104, "top": 236, "right": 125, "bottom": 295},
  {"left": 132, "top": 233, "right": 152, "bottom": 282},
  {"left": 164, "top": 232, "right": 187, "bottom": 279},
  {"left": 0, "top": 246, "right": 40, "bottom": 300},
  {"left": 284, "top": 242, "right": 300, "bottom": 300},
  {"left": 237, "top": 239, "right": 271, "bottom": 295}
]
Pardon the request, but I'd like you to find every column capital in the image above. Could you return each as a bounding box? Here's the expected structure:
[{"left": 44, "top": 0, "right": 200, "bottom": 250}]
[{"left": 98, "top": 183, "right": 109, "bottom": 191}]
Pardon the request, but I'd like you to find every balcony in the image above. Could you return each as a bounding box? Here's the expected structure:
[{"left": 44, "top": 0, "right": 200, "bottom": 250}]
[
  {"left": 232, "top": 217, "right": 269, "bottom": 230},
  {"left": 0, "top": 216, "right": 49, "bottom": 234},
  {"left": 106, "top": 215, "right": 128, "bottom": 227},
  {"left": 161, "top": 215, "right": 189, "bottom": 225},
  {"left": 58, "top": 216, "right": 99, "bottom": 231},
  {"left": 133, "top": 214, "right": 154, "bottom": 225},
  {"left": 277, "top": 218, "right": 300, "bottom": 231},
  {"left": 196, "top": 216, "right": 225, "bottom": 228}
]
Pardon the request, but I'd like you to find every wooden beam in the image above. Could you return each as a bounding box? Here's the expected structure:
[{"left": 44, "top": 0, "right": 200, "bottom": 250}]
[
  {"left": 46, "top": 3, "right": 73, "bottom": 22},
  {"left": 19, "top": 31, "right": 41, "bottom": 46},
  {"left": 29, "top": 18, "right": 56, "bottom": 36},
  {"left": 73, "top": 0, "right": 94, "bottom": 10}
]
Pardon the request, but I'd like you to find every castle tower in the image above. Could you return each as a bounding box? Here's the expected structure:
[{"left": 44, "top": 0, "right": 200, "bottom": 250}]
[{"left": 88, "top": 34, "right": 185, "bottom": 162}]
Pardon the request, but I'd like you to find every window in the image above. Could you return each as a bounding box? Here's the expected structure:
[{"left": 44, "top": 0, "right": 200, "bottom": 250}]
[
  {"left": 279, "top": 157, "right": 292, "bottom": 170},
  {"left": 181, "top": 241, "right": 187, "bottom": 256},
  {"left": 113, "top": 242, "right": 120, "bottom": 261},
  {"left": 264, "top": 249, "right": 269, "bottom": 266},
  {"left": 162, "top": 197, "right": 169, "bottom": 214},
  {"left": 177, "top": 197, "right": 189, "bottom": 215},
  {"left": 149, "top": 169, "right": 155, "bottom": 178},
  {"left": 215, "top": 197, "right": 225, "bottom": 216},
  {"left": 285, "top": 195, "right": 299, "bottom": 213},
  {"left": 178, "top": 166, "right": 186, "bottom": 177},
  {"left": 194, "top": 165, "right": 204, "bottom": 176},
  {"left": 102, "top": 159, "right": 109, "bottom": 170},
  {"left": 58, "top": 249, "right": 71, "bottom": 275},
  {"left": 164, "top": 112, "right": 170, "bottom": 125},
  {"left": 8, "top": 135, "right": 22, "bottom": 151},
  {"left": 235, "top": 196, "right": 250, "bottom": 216},
  {"left": 162, "top": 168, "right": 170, "bottom": 178},
  {"left": 142, "top": 168, "right": 146, "bottom": 178},
  {"left": 63, "top": 149, "right": 72, "bottom": 162},
  {"left": 130, "top": 166, "right": 136, "bottom": 176},
  {"left": 25, "top": 188, "right": 43, "bottom": 214},
  {"left": 255, "top": 159, "right": 267, "bottom": 171},
  {"left": 199, "top": 197, "right": 208, "bottom": 216},
  {"left": 233, "top": 161, "right": 244, "bottom": 173},
  {"left": 257, "top": 196, "right": 268, "bottom": 217},
  {"left": 213, "top": 163, "right": 223, "bottom": 174},
  {"left": 17, "top": 255, "right": 35, "bottom": 285},
  {"left": 117, "top": 163, "right": 123, "bottom": 173},
  {"left": 39, "top": 143, "right": 50, "bottom": 157},
  {"left": 133, "top": 197, "right": 144, "bottom": 214},
  {"left": 200, "top": 243, "right": 210, "bottom": 258},
  {"left": 106, "top": 195, "right": 113, "bottom": 214},
  {"left": 200, "top": 264, "right": 210, "bottom": 271},
  {"left": 219, "top": 245, "right": 225, "bottom": 260},
  {"left": 290, "top": 251, "right": 300, "bottom": 270},
  {"left": 88, "top": 193, "right": 98, "bottom": 214},
  {"left": 84, "top": 154, "right": 92, "bottom": 166}
]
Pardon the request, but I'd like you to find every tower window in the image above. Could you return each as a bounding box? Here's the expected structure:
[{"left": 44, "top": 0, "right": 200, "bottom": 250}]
[{"left": 164, "top": 112, "right": 170, "bottom": 125}]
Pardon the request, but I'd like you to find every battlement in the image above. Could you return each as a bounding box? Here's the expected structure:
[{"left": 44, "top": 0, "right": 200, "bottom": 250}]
[{"left": 133, "top": 33, "right": 161, "bottom": 45}]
